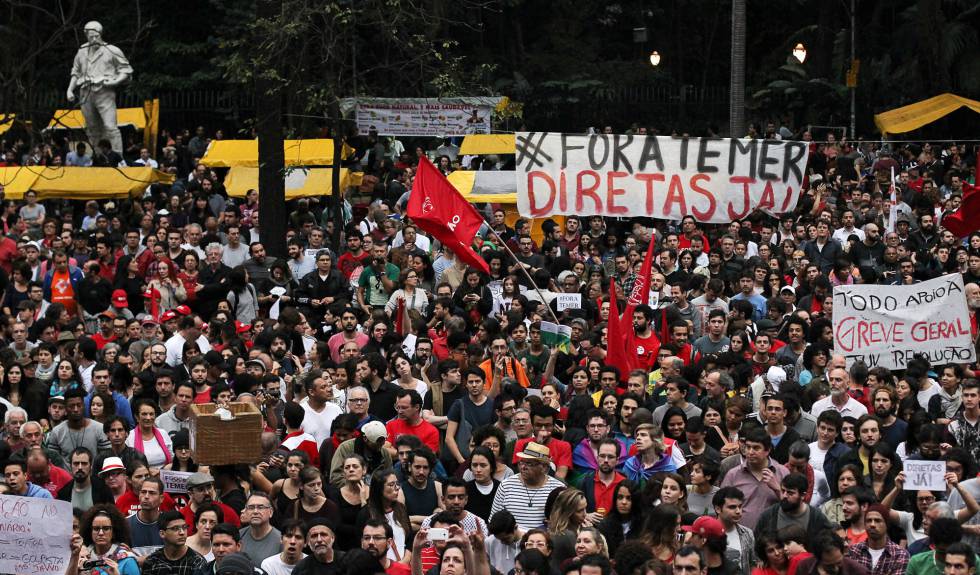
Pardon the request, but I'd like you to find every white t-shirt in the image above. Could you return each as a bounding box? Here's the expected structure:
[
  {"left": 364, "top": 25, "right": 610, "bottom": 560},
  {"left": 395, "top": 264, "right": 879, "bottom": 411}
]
[
  {"left": 165, "top": 333, "right": 212, "bottom": 367},
  {"left": 917, "top": 383, "right": 940, "bottom": 411},
  {"left": 808, "top": 442, "right": 829, "bottom": 471},
  {"left": 301, "top": 401, "right": 343, "bottom": 446},
  {"left": 868, "top": 547, "right": 885, "bottom": 569},
  {"left": 125, "top": 429, "right": 174, "bottom": 468},
  {"left": 387, "top": 511, "right": 406, "bottom": 562},
  {"left": 261, "top": 553, "right": 305, "bottom": 575}
]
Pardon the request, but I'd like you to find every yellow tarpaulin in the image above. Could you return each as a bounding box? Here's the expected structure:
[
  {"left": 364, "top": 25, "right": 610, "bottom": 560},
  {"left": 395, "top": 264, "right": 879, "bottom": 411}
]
[
  {"left": 47, "top": 108, "right": 148, "bottom": 131},
  {"left": 459, "top": 134, "right": 515, "bottom": 156},
  {"left": 874, "top": 93, "right": 980, "bottom": 134},
  {"left": 0, "top": 114, "right": 14, "bottom": 136},
  {"left": 201, "top": 139, "right": 354, "bottom": 168},
  {"left": 0, "top": 167, "right": 174, "bottom": 200},
  {"left": 447, "top": 170, "right": 517, "bottom": 203},
  {"left": 223, "top": 166, "right": 358, "bottom": 198}
]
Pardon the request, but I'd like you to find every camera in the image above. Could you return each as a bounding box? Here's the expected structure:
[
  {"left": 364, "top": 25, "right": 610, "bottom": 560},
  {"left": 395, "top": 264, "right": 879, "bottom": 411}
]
[
  {"left": 428, "top": 528, "right": 448, "bottom": 542},
  {"left": 82, "top": 560, "right": 107, "bottom": 570}
]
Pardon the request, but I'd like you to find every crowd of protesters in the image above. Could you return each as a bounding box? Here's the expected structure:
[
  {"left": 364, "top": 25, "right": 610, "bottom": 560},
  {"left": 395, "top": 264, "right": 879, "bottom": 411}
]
[{"left": 0, "top": 122, "right": 977, "bottom": 575}]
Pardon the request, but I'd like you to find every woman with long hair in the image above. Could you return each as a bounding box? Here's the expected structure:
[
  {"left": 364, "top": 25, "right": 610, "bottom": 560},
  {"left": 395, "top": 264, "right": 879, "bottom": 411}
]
[
  {"left": 335, "top": 454, "right": 370, "bottom": 551},
  {"left": 177, "top": 251, "right": 202, "bottom": 306},
  {"left": 88, "top": 391, "right": 116, "bottom": 424},
  {"left": 125, "top": 399, "right": 173, "bottom": 468},
  {"left": 752, "top": 533, "right": 788, "bottom": 575},
  {"left": 162, "top": 430, "right": 200, "bottom": 473},
  {"left": 547, "top": 488, "right": 589, "bottom": 569},
  {"left": 114, "top": 255, "right": 146, "bottom": 316},
  {"left": 660, "top": 407, "right": 688, "bottom": 443},
  {"left": 50, "top": 358, "right": 82, "bottom": 397},
  {"left": 864, "top": 443, "right": 901, "bottom": 504},
  {"left": 145, "top": 258, "right": 186, "bottom": 317},
  {"left": 596, "top": 480, "right": 644, "bottom": 556},
  {"left": 390, "top": 353, "right": 428, "bottom": 400},
  {"left": 463, "top": 446, "right": 499, "bottom": 520},
  {"left": 647, "top": 471, "right": 688, "bottom": 512},
  {"left": 291, "top": 466, "right": 341, "bottom": 525},
  {"left": 492, "top": 276, "right": 521, "bottom": 318},
  {"left": 640, "top": 504, "right": 682, "bottom": 563},
  {"left": 185, "top": 503, "right": 221, "bottom": 561},
  {"left": 463, "top": 426, "right": 514, "bottom": 482},
  {"left": 563, "top": 366, "right": 592, "bottom": 403},
  {"left": 451, "top": 268, "right": 492, "bottom": 327},
  {"left": 2, "top": 263, "right": 31, "bottom": 316},
  {"left": 359, "top": 467, "right": 413, "bottom": 563},
  {"left": 623, "top": 423, "right": 681, "bottom": 484},
  {"left": 821, "top": 464, "right": 862, "bottom": 526},
  {"left": 409, "top": 253, "right": 435, "bottom": 294},
  {"left": 798, "top": 343, "right": 830, "bottom": 387},
  {"left": 226, "top": 266, "right": 259, "bottom": 324},
  {"left": 79, "top": 504, "right": 139, "bottom": 575},
  {"left": 0, "top": 362, "right": 46, "bottom": 422},
  {"left": 386, "top": 269, "right": 429, "bottom": 317}
]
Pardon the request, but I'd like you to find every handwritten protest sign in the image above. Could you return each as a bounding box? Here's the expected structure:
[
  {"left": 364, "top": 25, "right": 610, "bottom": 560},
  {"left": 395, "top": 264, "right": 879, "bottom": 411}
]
[
  {"left": 0, "top": 496, "right": 72, "bottom": 575},
  {"left": 903, "top": 460, "right": 946, "bottom": 491},
  {"left": 159, "top": 469, "right": 194, "bottom": 494},
  {"left": 556, "top": 293, "right": 582, "bottom": 312},
  {"left": 515, "top": 133, "right": 809, "bottom": 222},
  {"left": 833, "top": 273, "right": 975, "bottom": 369}
]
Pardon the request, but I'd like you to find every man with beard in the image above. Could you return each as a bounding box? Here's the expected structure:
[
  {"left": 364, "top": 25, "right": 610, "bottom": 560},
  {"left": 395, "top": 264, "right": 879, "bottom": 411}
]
[
  {"left": 128, "top": 317, "right": 162, "bottom": 366},
  {"left": 753, "top": 473, "right": 833, "bottom": 538},
  {"left": 851, "top": 223, "right": 885, "bottom": 270},
  {"left": 630, "top": 305, "right": 661, "bottom": 371},
  {"left": 909, "top": 213, "right": 938, "bottom": 252},
  {"left": 179, "top": 472, "right": 241, "bottom": 534},
  {"left": 872, "top": 386, "right": 907, "bottom": 450},
  {"left": 361, "top": 519, "right": 411, "bottom": 575},
  {"left": 491, "top": 442, "right": 565, "bottom": 530},
  {"left": 846, "top": 504, "right": 909, "bottom": 575},
  {"left": 577, "top": 439, "right": 625, "bottom": 519},
  {"left": 810, "top": 368, "right": 869, "bottom": 418},
  {"left": 838, "top": 486, "right": 874, "bottom": 547},
  {"left": 337, "top": 230, "right": 370, "bottom": 280},
  {"left": 261, "top": 519, "right": 308, "bottom": 574},
  {"left": 57, "top": 446, "right": 113, "bottom": 510},
  {"left": 949, "top": 380, "right": 980, "bottom": 467},
  {"left": 301, "top": 369, "right": 344, "bottom": 447},
  {"left": 572, "top": 410, "right": 627, "bottom": 480},
  {"left": 291, "top": 519, "right": 344, "bottom": 575},
  {"left": 965, "top": 283, "right": 980, "bottom": 336},
  {"left": 402, "top": 447, "right": 442, "bottom": 530},
  {"left": 358, "top": 354, "right": 398, "bottom": 423},
  {"left": 327, "top": 310, "right": 368, "bottom": 363}
]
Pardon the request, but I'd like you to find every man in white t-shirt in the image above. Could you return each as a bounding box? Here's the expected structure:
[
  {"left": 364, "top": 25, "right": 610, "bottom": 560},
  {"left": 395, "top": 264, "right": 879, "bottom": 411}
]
[
  {"left": 260, "top": 519, "right": 306, "bottom": 575},
  {"left": 164, "top": 316, "right": 212, "bottom": 367},
  {"left": 301, "top": 369, "right": 343, "bottom": 446},
  {"left": 810, "top": 368, "right": 868, "bottom": 418}
]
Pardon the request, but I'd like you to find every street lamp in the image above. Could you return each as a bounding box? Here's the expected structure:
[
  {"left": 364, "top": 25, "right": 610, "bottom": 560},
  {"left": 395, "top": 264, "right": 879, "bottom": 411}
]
[
  {"left": 649, "top": 51, "right": 661, "bottom": 67},
  {"left": 792, "top": 43, "right": 807, "bottom": 63}
]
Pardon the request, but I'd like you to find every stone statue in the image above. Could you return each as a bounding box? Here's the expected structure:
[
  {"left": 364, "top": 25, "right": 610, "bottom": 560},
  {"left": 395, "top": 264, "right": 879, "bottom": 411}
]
[{"left": 66, "top": 21, "right": 133, "bottom": 153}]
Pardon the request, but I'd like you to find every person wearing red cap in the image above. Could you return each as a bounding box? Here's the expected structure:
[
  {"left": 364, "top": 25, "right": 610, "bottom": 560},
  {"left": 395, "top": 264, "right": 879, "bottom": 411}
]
[
  {"left": 682, "top": 516, "right": 737, "bottom": 575},
  {"left": 107, "top": 289, "right": 134, "bottom": 320}
]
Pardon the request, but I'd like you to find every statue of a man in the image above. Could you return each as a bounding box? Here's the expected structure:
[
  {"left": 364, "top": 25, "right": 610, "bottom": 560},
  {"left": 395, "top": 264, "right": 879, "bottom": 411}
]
[{"left": 66, "top": 21, "right": 133, "bottom": 153}]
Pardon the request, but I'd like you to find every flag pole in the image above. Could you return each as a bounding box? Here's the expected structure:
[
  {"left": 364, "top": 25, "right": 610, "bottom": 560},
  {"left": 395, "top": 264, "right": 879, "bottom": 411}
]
[{"left": 488, "top": 229, "right": 563, "bottom": 325}]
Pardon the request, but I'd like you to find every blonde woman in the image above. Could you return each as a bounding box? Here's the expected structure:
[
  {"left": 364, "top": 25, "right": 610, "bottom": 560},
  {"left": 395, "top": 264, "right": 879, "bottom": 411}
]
[
  {"left": 547, "top": 488, "right": 588, "bottom": 570},
  {"left": 573, "top": 527, "right": 609, "bottom": 559},
  {"left": 622, "top": 423, "right": 685, "bottom": 484}
]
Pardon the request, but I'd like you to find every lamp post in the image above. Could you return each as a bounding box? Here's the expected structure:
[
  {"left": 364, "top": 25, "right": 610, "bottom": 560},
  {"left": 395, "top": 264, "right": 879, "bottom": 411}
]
[
  {"left": 729, "top": 0, "right": 746, "bottom": 137},
  {"left": 649, "top": 51, "right": 661, "bottom": 67},
  {"left": 792, "top": 43, "right": 807, "bottom": 64}
]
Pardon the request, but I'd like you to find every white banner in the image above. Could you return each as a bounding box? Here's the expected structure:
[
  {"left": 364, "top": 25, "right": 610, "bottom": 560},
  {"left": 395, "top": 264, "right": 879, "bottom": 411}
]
[
  {"left": 343, "top": 98, "right": 501, "bottom": 136},
  {"left": 0, "top": 496, "right": 72, "bottom": 575},
  {"left": 514, "top": 133, "right": 809, "bottom": 223},
  {"left": 833, "top": 273, "right": 976, "bottom": 369}
]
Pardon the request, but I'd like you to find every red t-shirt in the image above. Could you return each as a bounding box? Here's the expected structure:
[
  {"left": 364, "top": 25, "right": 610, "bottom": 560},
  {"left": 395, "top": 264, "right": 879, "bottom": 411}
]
[
  {"left": 631, "top": 332, "right": 661, "bottom": 370},
  {"left": 115, "top": 489, "right": 178, "bottom": 516},
  {"left": 180, "top": 501, "right": 241, "bottom": 535},
  {"left": 337, "top": 251, "right": 371, "bottom": 279},
  {"left": 386, "top": 418, "right": 440, "bottom": 452},
  {"left": 92, "top": 333, "right": 118, "bottom": 350},
  {"left": 193, "top": 388, "right": 212, "bottom": 404},
  {"left": 32, "top": 464, "right": 72, "bottom": 497},
  {"left": 386, "top": 562, "right": 412, "bottom": 575},
  {"left": 511, "top": 437, "right": 572, "bottom": 470}
]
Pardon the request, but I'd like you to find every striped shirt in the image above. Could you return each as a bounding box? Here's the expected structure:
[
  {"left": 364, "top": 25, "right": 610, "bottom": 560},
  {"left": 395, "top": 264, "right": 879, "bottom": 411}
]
[{"left": 490, "top": 475, "right": 565, "bottom": 530}]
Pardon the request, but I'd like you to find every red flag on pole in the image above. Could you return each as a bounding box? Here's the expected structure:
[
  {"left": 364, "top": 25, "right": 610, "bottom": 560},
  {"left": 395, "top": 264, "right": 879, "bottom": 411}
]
[
  {"left": 407, "top": 157, "right": 490, "bottom": 274},
  {"left": 941, "top": 149, "right": 980, "bottom": 238},
  {"left": 623, "top": 241, "right": 655, "bottom": 320},
  {"left": 605, "top": 282, "right": 633, "bottom": 381}
]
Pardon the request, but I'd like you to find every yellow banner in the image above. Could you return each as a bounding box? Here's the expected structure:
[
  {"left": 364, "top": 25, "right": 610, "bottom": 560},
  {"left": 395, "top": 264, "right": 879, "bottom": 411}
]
[{"left": 874, "top": 93, "right": 980, "bottom": 134}]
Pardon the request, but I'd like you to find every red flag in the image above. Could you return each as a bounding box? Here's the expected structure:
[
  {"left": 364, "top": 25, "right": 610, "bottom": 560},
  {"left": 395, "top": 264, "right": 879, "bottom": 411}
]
[
  {"left": 942, "top": 150, "right": 980, "bottom": 237},
  {"left": 605, "top": 282, "right": 632, "bottom": 381},
  {"left": 407, "top": 157, "right": 490, "bottom": 274},
  {"left": 623, "top": 241, "right": 655, "bottom": 320},
  {"left": 394, "top": 297, "right": 406, "bottom": 334}
]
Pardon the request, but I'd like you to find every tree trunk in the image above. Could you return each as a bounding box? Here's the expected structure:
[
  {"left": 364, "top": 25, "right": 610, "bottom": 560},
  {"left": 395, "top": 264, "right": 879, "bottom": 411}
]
[
  {"left": 256, "top": 0, "right": 287, "bottom": 260},
  {"left": 729, "top": 0, "right": 746, "bottom": 137}
]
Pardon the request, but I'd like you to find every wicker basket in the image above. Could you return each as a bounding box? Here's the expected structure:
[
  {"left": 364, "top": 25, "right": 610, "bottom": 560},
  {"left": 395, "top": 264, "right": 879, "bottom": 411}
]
[{"left": 190, "top": 402, "right": 263, "bottom": 465}]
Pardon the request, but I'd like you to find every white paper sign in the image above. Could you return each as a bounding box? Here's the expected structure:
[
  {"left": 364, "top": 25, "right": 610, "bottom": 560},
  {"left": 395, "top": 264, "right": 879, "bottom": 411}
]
[
  {"left": 515, "top": 133, "right": 809, "bottom": 223},
  {"left": 903, "top": 460, "right": 946, "bottom": 491},
  {"left": 345, "top": 97, "right": 501, "bottom": 136},
  {"left": 556, "top": 293, "right": 582, "bottom": 311},
  {"left": 401, "top": 333, "right": 418, "bottom": 358},
  {"left": 0, "top": 495, "right": 72, "bottom": 575},
  {"left": 159, "top": 469, "right": 194, "bottom": 493},
  {"left": 833, "top": 273, "right": 976, "bottom": 370}
]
